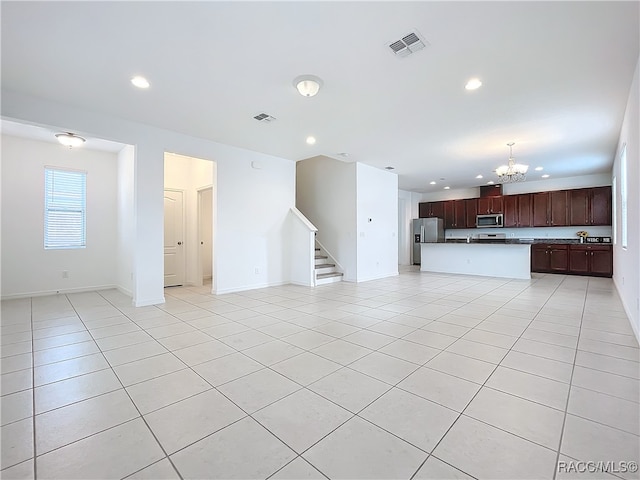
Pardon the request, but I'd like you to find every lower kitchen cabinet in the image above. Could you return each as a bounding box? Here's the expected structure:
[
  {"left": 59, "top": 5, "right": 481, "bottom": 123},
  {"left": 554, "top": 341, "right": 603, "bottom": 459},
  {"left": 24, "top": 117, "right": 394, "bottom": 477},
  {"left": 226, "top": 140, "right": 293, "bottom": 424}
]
[
  {"left": 569, "top": 245, "right": 613, "bottom": 277},
  {"left": 531, "top": 244, "right": 568, "bottom": 273},
  {"left": 532, "top": 244, "right": 612, "bottom": 277}
]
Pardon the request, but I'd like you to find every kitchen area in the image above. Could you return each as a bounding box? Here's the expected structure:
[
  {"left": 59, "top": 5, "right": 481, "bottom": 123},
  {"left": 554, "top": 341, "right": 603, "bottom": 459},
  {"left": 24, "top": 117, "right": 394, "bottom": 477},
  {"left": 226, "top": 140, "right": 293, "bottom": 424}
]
[{"left": 412, "top": 184, "right": 613, "bottom": 279}]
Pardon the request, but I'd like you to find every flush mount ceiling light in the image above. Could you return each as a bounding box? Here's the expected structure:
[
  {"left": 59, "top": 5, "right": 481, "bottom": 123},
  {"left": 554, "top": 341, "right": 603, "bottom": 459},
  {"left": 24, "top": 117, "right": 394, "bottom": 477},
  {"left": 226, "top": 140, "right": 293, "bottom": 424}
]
[
  {"left": 487, "top": 181, "right": 495, "bottom": 185},
  {"left": 444, "top": 186, "right": 451, "bottom": 190},
  {"left": 476, "top": 174, "right": 483, "bottom": 179},
  {"left": 55, "top": 132, "right": 86, "bottom": 148},
  {"left": 429, "top": 181, "right": 436, "bottom": 185},
  {"left": 294, "top": 75, "right": 323, "bottom": 97},
  {"left": 496, "top": 142, "right": 528, "bottom": 183},
  {"left": 465, "top": 78, "right": 482, "bottom": 90},
  {"left": 542, "top": 174, "right": 550, "bottom": 178},
  {"left": 535, "top": 166, "right": 544, "bottom": 171},
  {"left": 306, "top": 136, "right": 316, "bottom": 145},
  {"left": 131, "top": 76, "right": 150, "bottom": 89}
]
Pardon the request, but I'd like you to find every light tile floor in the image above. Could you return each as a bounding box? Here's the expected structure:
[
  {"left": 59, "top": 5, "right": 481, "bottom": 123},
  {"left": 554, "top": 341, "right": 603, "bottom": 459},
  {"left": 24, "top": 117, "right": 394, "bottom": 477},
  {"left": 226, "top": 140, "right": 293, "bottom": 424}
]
[{"left": 1, "top": 268, "right": 639, "bottom": 479}]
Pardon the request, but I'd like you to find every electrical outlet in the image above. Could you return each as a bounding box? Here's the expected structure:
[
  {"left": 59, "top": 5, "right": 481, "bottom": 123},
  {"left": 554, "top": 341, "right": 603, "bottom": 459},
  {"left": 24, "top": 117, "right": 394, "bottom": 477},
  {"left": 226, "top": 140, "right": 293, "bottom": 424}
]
[
  {"left": 254, "top": 267, "right": 260, "bottom": 275},
  {"left": 62, "top": 270, "right": 69, "bottom": 279}
]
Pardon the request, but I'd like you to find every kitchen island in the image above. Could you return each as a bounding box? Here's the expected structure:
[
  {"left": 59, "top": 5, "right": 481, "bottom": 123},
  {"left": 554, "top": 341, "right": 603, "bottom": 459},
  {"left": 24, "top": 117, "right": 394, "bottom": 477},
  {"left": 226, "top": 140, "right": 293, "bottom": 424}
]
[{"left": 420, "top": 243, "right": 532, "bottom": 279}]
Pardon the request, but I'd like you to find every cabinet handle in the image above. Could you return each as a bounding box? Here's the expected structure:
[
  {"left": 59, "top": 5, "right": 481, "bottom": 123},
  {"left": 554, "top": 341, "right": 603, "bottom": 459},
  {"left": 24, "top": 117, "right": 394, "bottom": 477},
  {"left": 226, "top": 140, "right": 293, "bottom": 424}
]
[{"left": 585, "top": 252, "right": 588, "bottom": 256}]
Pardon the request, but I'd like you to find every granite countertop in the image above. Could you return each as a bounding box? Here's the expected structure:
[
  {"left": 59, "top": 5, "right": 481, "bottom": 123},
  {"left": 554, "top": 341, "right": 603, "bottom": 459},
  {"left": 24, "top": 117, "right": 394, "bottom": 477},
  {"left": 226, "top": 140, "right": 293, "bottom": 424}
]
[{"left": 444, "top": 238, "right": 612, "bottom": 245}]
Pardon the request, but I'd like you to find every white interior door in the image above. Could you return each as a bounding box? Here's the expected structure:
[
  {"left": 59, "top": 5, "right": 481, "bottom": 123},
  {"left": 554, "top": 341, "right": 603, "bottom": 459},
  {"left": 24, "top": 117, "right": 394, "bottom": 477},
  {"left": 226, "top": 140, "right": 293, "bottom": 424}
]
[{"left": 164, "top": 190, "right": 185, "bottom": 287}]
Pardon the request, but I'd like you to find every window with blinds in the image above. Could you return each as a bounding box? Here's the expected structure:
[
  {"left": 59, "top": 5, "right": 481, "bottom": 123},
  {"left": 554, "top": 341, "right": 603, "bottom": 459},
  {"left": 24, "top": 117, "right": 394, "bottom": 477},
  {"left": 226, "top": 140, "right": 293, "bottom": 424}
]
[{"left": 44, "top": 168, "right": 87, "bottom": 249}]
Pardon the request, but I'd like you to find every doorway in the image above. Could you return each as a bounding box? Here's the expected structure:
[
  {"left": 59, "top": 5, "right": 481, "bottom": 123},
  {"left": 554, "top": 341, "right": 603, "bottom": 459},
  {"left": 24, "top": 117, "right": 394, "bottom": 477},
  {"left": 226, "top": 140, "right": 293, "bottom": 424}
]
[{"left": 164, "top": 152, "right": 216, "bottom": 290}]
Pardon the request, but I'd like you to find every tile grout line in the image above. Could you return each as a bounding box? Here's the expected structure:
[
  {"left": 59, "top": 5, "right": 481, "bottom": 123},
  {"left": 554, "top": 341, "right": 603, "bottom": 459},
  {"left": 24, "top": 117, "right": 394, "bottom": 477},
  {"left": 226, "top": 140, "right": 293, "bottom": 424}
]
[
  {"left": 30, "top": 296, "right": 37, "bottom": 479},
  {"left": 408, "top": 274, "right": 572, "bottom": 480},
  {"left": 67, "top": 292, "right": 184, "bottom": 480}
]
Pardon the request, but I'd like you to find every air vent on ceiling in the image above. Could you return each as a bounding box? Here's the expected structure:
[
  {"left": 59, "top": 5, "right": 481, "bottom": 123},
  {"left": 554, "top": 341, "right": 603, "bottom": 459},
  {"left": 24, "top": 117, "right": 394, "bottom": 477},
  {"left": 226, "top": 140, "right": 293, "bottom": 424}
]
[
  {"left": 388, "top": 31, "right": 428, "bottom": 58},
  {"left": 253, "top": 113, "right": 276, "bottom": 122}
]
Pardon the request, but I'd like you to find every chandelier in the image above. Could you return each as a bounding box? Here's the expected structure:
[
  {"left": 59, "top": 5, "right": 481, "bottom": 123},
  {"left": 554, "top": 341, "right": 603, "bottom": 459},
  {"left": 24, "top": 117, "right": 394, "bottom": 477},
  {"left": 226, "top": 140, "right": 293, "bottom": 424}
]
[{"left": 496, "top": 142, "right": 528, "bottom": 183}]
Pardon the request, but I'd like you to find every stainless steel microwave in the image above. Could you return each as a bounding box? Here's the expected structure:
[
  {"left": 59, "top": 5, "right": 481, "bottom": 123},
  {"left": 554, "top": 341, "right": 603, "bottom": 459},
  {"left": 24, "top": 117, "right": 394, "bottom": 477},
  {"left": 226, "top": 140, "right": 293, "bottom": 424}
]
[{"left": 476, "top": 213, "right": 503, "bottom": 228}]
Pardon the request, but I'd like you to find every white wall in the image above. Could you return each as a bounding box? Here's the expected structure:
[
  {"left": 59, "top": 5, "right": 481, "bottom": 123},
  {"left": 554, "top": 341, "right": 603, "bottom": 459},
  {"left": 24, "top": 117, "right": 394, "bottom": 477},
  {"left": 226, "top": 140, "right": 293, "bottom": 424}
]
[
  {"left": 356, "top": 163, "right": 398, "bottom": 281},
  {"left": 613, "top": 57, "right": 639, "bottom": 341},
  {"left": 398, "top": 189, "right": 421, "bottom": 265},
  {"left": 117, "top": 145, "right": 135, "bottom": 296},
  {"left": 164, "top": 153, "right": 214, "bottom": 287},
  {"left": 2, "top": 90, "right": 295, "bottom": 303},
  {"left": 296, "top": 156, "right": 357, "bottom": 281},
  {"left": 1, "top": 135, "right": 118, "bottom": 298},
  {"left": 200, "top": 187, "right": 213, "bottom": 280}
]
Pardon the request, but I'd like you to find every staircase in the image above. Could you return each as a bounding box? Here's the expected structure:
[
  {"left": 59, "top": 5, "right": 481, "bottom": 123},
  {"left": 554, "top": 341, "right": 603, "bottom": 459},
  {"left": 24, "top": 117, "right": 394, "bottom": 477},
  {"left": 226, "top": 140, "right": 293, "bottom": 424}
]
[{"left": 315, "top": 245, "right": 343, "bottom": 285}]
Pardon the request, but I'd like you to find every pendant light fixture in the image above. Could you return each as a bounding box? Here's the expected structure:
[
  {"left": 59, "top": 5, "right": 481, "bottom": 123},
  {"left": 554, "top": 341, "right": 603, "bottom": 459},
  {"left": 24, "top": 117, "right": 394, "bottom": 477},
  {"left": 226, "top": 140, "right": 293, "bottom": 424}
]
[
  {"left": 55, "top": 132, "right": 86, "bottom": 148},
  {"left": 496, "top": 142, "right": 528, "bottom": 183}
]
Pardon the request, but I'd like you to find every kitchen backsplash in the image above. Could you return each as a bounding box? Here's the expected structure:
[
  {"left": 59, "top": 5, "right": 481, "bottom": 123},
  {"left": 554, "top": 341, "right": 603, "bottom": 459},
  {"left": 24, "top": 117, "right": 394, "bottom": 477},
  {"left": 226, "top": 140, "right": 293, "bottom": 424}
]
[{"left": 446, "top": 225, "right": 613, "bottom": 240}]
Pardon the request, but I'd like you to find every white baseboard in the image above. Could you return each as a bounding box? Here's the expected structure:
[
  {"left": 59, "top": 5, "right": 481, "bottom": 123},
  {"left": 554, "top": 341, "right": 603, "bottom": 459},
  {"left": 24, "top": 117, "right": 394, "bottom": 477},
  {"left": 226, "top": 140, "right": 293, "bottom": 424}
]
[
  {"left": 356, "top": 271, "right": 399, "bottom": 283},
  {"left": 1, "top": 284, "right": 118, "bottom": 301},
  {"left": 134, "top": 296, "right": 166, "bottom": 307},
  {"left": 214, "top": 281, "right": 289, "bottom": 295},
  {"left": 613, "top": 276, "right": 640, "bottom": 344}
]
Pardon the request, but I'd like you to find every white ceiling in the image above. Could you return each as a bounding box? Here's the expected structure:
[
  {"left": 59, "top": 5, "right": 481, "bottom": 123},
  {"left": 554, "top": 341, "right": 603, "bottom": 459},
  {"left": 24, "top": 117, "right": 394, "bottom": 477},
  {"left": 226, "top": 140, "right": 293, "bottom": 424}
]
[{"left": 1, "top": 1, "right": 638, "bottom": 192}]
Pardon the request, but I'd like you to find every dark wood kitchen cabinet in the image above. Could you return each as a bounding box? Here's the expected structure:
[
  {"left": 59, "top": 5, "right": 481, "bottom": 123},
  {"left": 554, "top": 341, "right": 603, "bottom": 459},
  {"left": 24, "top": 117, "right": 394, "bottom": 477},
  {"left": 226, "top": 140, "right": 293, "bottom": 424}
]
[
  {"left": 531, "top": 244, "right": 569, "bottom": 273},
  {"left": 504, "top": 194, "right": 532, "bottom": 228},
  {"left": 570, "top": 186, "right": 612, "bottom": 226},
  {"left": 532, "top": 192, "right": 550, "bottom": 226},
  {"left": 477, "top": 196, "right": 503, "bottom": 215},
  {"left": 569, "top": 245, "right": 613, "bottom": 277},
  {"left": 465, "top": 198, "right": 478, "bottom": 228},
  {"left": 444, "top": 200, "right": 466, "bottom": 229},
  {"left": 533, "top": 243, "right": 612, "bottom": 277},
  {"left": 590, "top": 186, "right": 612, "bottom": 225},
  {"left": 419, "top": 201, "right": 445, "bottom": 219},
  {"left": 549, "top": 190, "right": 569, "bottom": 226}
]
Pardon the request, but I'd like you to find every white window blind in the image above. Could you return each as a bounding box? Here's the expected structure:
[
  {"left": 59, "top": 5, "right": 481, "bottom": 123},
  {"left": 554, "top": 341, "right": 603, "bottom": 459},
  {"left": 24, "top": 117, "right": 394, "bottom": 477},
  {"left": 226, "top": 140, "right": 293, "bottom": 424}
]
[
  {"left": 44, "top": 168, "right": 87, "bottom": 249},
  {"left": 620, "top": 145, "right": 628, "bottom": 249}
]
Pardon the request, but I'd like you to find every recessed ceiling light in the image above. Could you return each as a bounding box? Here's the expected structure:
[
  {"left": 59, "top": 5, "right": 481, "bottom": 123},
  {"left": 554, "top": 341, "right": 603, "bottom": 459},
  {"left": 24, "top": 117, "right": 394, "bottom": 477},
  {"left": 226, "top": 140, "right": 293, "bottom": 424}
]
[
  {"left": 541, "top": 174, "right": 550, "bottom": 178},
  {"left": 306, "top": 136, "right": 316, "bottom": 145},
  {"left": 535, "top": 166, "right": 544, "bottom": 171},
  {"left": 429, "top": 181, "right": 436, "bottom": 185},
  {"left": 444, "top": 186, "right": 450, "bottom": 190},
  {"left": 476, "top": 174, "right": 483, "bottom": 179},
  {"left": 337, "top": 152, "right": 350, "bottom": 158},
  {"left": 487, "top": 181, "right": 495, "bottom": 185},
  {"left": 465, "top": 78, "right": 482, "bottom": 90},
  {"left": 131, "top": 76, "right": 150, "bottom": 89}
]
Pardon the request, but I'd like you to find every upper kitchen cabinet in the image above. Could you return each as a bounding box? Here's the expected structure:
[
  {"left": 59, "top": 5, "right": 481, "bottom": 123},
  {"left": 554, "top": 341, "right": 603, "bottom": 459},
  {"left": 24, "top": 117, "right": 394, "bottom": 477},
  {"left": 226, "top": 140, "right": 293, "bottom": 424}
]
[
  {"left": 477, "top": 196, "right": 503, "bottom": 215},
  {"left": 532, "top": 190, "right": 568, "bottom": 226},
  {"left": 443, "top": 199, "right": 466, "bottom": 229},
  {"left": 549, "top": 190, "right": 569, "bottom": 226},
  {"left": 532, "top": 192, "right": 550, "bottom": 226},
  {"left": 503, "top": 194, "right": 532, "bottom": 228},
  {"left": 589, "top": 186, "right": 612, "bottom": 225},
  {"left": 419, "top": 201, "right": 445, "bottom": 219},
  {"left": 465, "top": 198, "right": 478, "bottom": 228},
  {"left": 568, "top": 186, "right": 612, "bottom": 226}
]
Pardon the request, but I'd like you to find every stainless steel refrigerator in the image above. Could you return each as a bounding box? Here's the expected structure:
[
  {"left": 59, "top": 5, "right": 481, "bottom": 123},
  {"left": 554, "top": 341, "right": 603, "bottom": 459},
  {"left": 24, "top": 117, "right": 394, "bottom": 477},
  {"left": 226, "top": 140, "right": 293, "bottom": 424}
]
[{"left": 412, "top": 218, "right": 444, "bottom": 265}]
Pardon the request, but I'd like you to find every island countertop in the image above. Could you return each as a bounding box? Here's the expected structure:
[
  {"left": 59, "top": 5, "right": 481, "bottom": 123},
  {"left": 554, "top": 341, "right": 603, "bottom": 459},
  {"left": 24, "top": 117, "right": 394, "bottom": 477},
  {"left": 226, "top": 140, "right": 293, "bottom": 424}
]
[{"left": 420, "top": 243, "right": 531, "bottom": 279}]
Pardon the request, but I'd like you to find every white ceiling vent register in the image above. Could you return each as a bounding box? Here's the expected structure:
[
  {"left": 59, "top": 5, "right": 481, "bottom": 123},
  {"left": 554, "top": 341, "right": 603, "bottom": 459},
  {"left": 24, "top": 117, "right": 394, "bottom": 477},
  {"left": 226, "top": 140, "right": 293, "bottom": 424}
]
[
  {"left": 388, "top": 31, "right": 428, "bottom": 58},
  {"left": 253, "top": 113, "right": 276, "bottom": 122}
]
